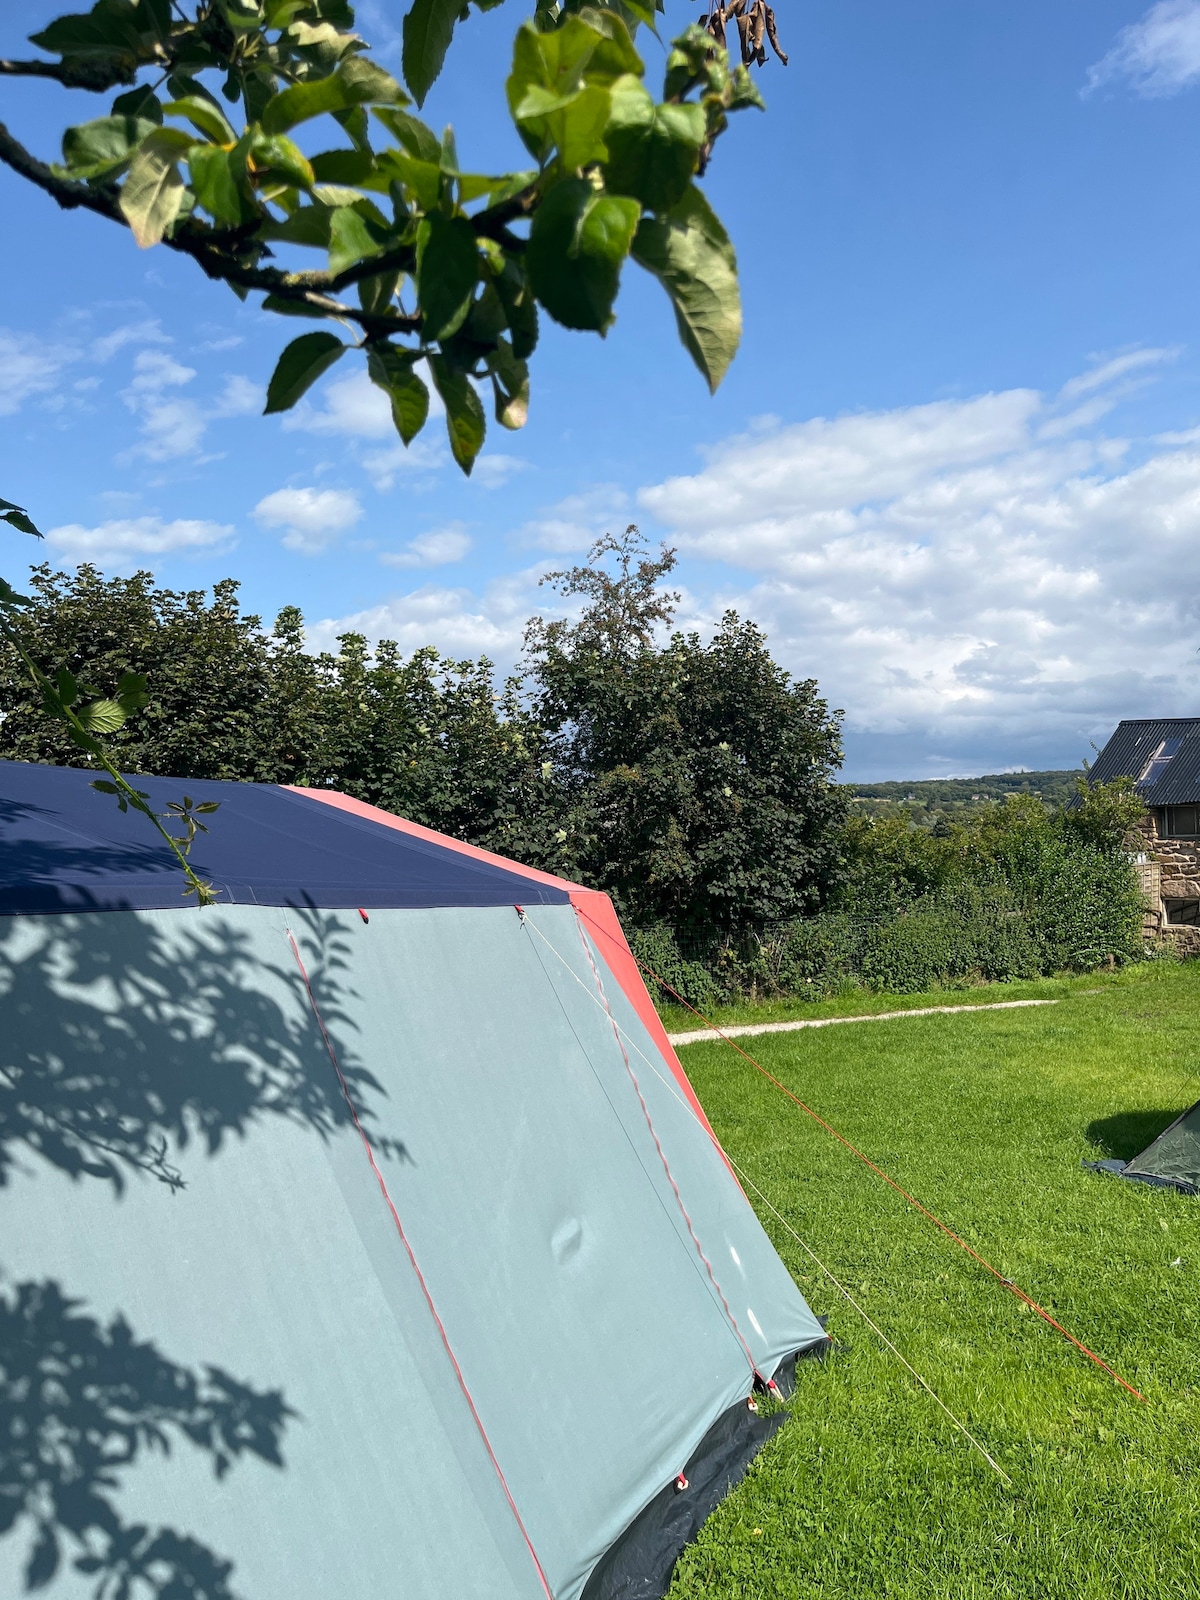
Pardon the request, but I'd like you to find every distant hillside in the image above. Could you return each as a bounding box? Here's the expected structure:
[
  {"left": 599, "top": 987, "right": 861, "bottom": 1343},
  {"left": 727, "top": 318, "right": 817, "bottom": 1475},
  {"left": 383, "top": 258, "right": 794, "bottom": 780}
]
[{"left": 843, "top": 769, "right": 1082, "bottom": 826}]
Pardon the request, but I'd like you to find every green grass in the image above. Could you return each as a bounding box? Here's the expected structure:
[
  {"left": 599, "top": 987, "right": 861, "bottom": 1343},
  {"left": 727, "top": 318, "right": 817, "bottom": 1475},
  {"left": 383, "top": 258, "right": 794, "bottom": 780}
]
[
  {"left": 666, "top": 959, "right": 1200, "bottom": 1600},
  {"left": 654, "top": 964, "right": 1168, "bottom": 1035}
]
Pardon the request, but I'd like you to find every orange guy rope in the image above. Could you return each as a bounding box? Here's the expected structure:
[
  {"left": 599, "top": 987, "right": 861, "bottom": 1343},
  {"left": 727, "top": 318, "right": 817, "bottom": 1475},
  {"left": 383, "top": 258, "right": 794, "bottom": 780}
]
[{"left": 573, "top": 906, "right": 1147, "bottom": 1404}]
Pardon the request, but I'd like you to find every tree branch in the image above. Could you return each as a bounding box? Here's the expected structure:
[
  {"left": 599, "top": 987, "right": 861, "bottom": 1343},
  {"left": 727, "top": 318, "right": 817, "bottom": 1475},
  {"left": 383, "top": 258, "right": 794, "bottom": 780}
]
[
  {"left": 0, "top": 120, "right": 422, "bottom": 339},
  {"left": 0, "top": 56, "right": 139, "bottom": 91}
]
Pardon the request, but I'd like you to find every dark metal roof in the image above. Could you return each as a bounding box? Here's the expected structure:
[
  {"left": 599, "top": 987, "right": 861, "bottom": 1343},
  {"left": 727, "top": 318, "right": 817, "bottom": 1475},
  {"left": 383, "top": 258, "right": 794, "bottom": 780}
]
[{"left": 1089, "top": 718, "right": 1200, "bottom": 805}]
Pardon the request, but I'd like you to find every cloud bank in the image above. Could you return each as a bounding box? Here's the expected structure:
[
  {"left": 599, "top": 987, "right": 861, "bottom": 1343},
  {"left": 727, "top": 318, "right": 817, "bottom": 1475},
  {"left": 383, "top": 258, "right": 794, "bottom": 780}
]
[
  {"left": 1086, "top": 0, "right": 1200, "bottom": 97},
  {"left": 635, "top": 354, "right": 1200, "bottom": 770}
]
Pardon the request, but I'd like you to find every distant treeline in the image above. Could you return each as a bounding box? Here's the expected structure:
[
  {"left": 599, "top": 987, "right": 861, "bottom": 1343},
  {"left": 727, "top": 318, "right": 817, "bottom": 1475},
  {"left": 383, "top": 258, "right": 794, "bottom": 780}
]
[
  {"left": 845, "top": 770, "right": 1083, "bottom": 827},
  {"left": 1, "top": 546, "right": 1152, "bottom": 1006}
]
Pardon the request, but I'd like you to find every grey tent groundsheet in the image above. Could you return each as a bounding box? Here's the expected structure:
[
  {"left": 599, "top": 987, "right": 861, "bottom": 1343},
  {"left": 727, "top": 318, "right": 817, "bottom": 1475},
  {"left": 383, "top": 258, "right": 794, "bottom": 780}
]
[
  {"left": 1086, "top": 1099, "right": 1200, "bottom": 1196},
  {"left": 0, "top": 900, "right": 824, "bottom": 1600}
]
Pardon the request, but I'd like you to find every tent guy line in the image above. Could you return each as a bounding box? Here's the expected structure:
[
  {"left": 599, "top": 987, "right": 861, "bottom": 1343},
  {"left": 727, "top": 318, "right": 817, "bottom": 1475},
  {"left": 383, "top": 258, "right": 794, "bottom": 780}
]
[
  {"left": 285, "top": 922, "right": 556, "bottom": 1600},
  {"left": 667, "top": 999, "right": 1058, "bottom": 1047},
  {"left": 571, "top": 911, "right": 767, "bottom": 1388},
  {"left": 725, "top": 1154, "right": 1014, "bottom": 1486},
  {"left": 521, "top": 912, "right": 1009, "bottom": 1482},
  {"left": 570, "top": 905, "right": 1147, "bottom": 1404}
]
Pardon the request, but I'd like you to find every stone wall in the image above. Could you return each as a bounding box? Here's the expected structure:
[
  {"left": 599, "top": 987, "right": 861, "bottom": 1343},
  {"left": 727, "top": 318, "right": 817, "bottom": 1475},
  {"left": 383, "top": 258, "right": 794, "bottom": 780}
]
[{"left": 1137, "top": 813, "right": 1200, "bottom": 952}]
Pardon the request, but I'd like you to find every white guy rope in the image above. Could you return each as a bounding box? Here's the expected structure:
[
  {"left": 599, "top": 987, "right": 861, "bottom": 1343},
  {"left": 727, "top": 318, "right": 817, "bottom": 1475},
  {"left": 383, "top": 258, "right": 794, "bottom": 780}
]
[{"left": 520, "top": 912, "right": 1013, "bottom": 1486}]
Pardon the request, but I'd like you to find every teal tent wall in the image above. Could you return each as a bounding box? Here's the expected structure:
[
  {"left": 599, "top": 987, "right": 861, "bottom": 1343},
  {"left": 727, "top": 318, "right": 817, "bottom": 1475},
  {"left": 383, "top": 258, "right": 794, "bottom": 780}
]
[{"left": 0, "top": 897, "right": 824, "bottom": 1600}]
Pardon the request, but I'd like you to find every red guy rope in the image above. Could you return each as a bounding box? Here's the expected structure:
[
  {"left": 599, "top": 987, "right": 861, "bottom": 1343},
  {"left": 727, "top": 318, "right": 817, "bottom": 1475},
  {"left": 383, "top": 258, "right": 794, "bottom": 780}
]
[
  {"left": 285, "top": 928, "right": 556, "bottom": 1597},
  {"left": 572, "top": 906, "right": 1147, "bottom": 1404}
]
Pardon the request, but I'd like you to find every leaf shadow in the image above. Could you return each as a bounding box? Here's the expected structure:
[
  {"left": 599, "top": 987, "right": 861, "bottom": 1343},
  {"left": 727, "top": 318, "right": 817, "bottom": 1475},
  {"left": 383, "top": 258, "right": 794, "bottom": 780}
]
[{"left": 0, "top": 905, "right": 403, "bottom": 1596}]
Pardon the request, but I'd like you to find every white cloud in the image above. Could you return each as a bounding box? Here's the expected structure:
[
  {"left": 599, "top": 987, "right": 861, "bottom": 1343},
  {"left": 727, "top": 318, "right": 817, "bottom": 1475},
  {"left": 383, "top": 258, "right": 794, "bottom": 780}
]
[
  {"left": 89, "top": 320, "right": 169, "bottom": 363},
  {"left": 636, "top": 357, "right": 1200, "bottom": 759},
  {"left": 471, "top": 454, "right": 528, "bottom": 490},
  {"left": 362, "top": 433, "right": 447, "bottom": 491},
  {"left": 516, "top": 484, "right": 631, "bottom": 552},
  {"left": 381, "top": 524, "right": 472, "bottom": 568},
  {"left": 1085, "top": 0, "right": 1200, "bottom": 96},
  {"left": 213, "top": 374, "right": 262, "bottom": 416},
  {"left": 303, "top": 556, "right": 569, "bottom": 662},
  {"left": 1059, "top": 347, "right": 1177, "bottom": 398},
  {"left": 46, "top": 516, "right": 234, "bottom": 572},
  {"left": 284, "top": 368, "right": 395, "bottom": 439},
  {"left": 253, "top": 485, "right": 363, "bottom": 554},
  {"left": 118, "top": 349, "right": 206, "bottom": 463},
  {"left": 0, "top": 329, "right": 75, "bottom": 416}
]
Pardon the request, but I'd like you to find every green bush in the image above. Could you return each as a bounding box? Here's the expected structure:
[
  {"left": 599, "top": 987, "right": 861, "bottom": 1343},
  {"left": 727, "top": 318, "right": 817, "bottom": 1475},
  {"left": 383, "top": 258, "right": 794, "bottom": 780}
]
[{"left": 632, "top": 790, "right": 1148, "bottom": 1007}]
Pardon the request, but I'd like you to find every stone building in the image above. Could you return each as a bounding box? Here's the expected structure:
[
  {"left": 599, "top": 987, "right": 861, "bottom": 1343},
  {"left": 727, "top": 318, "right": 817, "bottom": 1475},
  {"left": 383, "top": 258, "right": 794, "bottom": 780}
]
[{"left": 1090, "top": 717, "right": 1200, "bottom": 952}]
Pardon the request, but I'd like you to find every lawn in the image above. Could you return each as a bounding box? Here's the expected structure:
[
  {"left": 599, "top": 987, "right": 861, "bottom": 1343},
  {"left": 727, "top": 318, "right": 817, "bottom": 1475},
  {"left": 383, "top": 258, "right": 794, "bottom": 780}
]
[{"left": 665, "top": 960, "right": 1200, "bottom": 1600}]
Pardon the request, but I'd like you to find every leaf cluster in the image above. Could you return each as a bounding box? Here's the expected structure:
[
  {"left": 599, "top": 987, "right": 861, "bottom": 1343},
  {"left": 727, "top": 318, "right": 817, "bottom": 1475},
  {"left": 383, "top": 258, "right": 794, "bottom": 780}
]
[{"left": 6, "top": 0, "right": 772, "bottom": 472}]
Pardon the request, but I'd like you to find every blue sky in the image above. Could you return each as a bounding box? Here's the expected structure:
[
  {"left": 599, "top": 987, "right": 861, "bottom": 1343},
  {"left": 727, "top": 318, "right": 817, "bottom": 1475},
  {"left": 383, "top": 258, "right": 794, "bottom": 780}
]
[{"left": 4, "top": 1, "right": 1200, "bottom": 778}]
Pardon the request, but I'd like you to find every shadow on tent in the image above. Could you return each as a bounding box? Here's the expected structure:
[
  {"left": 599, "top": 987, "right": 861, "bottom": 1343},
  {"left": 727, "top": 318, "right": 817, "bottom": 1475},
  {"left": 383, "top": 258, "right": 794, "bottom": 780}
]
[{"left": 0, "top": 908, "right": 381, "bottom": 1597}]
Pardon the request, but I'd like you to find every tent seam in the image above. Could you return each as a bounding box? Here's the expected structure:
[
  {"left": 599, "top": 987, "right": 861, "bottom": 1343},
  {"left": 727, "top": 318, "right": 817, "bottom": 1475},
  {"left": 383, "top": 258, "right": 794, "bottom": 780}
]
[{"left": 284, "top": 924, "right": 556, "bottom": 1600}]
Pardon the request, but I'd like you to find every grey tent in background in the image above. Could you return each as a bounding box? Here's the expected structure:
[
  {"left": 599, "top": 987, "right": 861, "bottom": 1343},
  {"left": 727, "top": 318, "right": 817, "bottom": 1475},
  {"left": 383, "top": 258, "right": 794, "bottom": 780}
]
[
  {"left": 1087, "top": 1102, "right": 1200, "bottom": 1196},
  {"left": 0, "top": 760, "right": 827, "bottom": 1600}
]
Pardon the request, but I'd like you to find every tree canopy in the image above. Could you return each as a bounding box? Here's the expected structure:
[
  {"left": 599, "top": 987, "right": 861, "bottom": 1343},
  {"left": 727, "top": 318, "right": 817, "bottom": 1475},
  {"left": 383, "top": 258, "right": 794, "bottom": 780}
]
[{"left": 0, "top": 534, "right": 849, "bottom": 937}]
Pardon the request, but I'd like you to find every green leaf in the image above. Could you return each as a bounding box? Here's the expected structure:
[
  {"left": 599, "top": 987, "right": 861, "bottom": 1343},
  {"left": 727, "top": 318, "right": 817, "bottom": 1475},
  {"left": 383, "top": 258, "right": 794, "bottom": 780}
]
[
  {"left": 429, "top": 354, "right": 486, "bottom": 473},
  {"left": 261, "top": 204, "right": 333, "bottom": 247},
  {"left": 311, "top": 147, "right": 377, "bottom": 185},
  {"left": 328, "top": 204, "right": 383, "bottom": 276},
  {"left": 527, "top": 177, "right": 640, "bottom": 333},
  {"left": 55, "top": 668, "right": 80, "bottom": 706},
  {"left": 76, "top": 698, "right": 128, "bottom": 734},
  {"left": 358, "top": 268, "right": 404, "bottom": 315},
  {"left": 366, "top": 344, "right": 430, "bottom": 444},
  {"left": 163, "top": 95, "right": 236, "bottom": 144},
  {"left": 118, "top": 126, "right": 196, "bottom": 247},
  {"left": 0, "top": 497, "right": 43, "bottom": 538},
  {"left": 376, "top": 150, "right": 442, "bottom": 210},
  {"left": 264, "top": 331, "right": 347, "bottom": 413},
  {"left": 116, "top": 670, "right": 150, "bottom": 713},
  {"left": 216, "top": 0, "right": 263, "bottom": 31},
  {"left": 603, "top": 76, "right": 705, "bottom": 212},
  {"left": 112, "top": 84, "right": 162, "bottom": 123},
  {"left": 493, "top": 258, "right": 539, "bottom": 360},
  {"left": 489, "top": 340, "right": 529, "bottom": 430},
  {"left": 373, "top": 106, "right": 442, "bottom": 163},
  {"left": 631, "top": 182, "right": 740, "bottom": 391},
  {"left": 60, "top": 115, "right": 156, "bottom": 180},
  {"left": 248, "top": 132, "right": 315, "bottom": 190},
  {"left": 30, "top": 4, "right": 143, "bottom": 60},
  {"left": 188, "top": 144, "right": 249, "bottom": 224},
  {"left": 0, "top": 577, "right": 32, "bottom": 607},
  {"left": 417, "top": 212, "right": 479, "bottom": 342},
  {"left": 261, "top": 56, "right": 406, "bottom": 135},
  {"left": 402, "top": 0, "right": 462, "bottom": 108}
]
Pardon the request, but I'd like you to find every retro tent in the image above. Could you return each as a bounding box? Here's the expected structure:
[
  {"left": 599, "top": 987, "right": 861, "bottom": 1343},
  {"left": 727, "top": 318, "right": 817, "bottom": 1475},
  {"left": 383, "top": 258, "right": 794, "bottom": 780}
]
[
  {"left": 0, "top": 759, "right": 826, "bottom": 1600},
  {"left": 1088, "top": 1102, "right": 1200, "bottom": 1196}
]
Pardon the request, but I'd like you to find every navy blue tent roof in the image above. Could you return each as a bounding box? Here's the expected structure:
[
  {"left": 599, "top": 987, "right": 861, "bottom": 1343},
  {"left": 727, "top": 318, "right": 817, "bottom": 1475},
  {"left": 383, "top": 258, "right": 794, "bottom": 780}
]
[{"left": 0, "top": 761, "right": 569, "bottom": 915}]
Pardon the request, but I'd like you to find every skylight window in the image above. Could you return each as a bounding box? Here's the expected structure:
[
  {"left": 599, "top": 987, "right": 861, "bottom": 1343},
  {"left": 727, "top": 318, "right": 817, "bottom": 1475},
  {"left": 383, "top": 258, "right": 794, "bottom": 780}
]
[{"left": 1140, "top": 736, "right": 1184, "bottom": 786}]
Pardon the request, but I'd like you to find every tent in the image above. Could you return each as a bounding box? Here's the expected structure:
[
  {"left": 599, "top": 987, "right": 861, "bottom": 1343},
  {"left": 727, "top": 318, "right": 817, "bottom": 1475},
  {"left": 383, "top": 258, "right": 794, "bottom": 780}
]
[
  {"left": 0, "top": 759, "right": 826, "bottom": 1600},
  {"left": 1088, "top": 1102, "right": 1200, "bottom": 1196}
]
